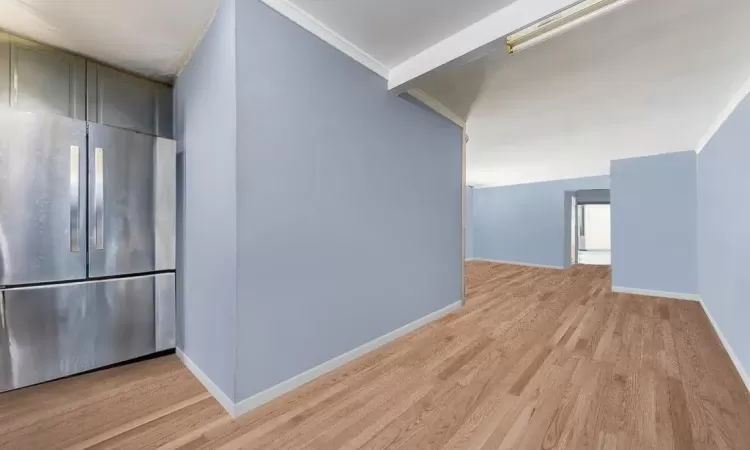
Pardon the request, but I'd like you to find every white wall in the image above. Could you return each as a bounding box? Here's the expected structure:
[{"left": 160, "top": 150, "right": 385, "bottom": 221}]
[{"left": 582, "top": 204, "right": 611, "bottom": 250}]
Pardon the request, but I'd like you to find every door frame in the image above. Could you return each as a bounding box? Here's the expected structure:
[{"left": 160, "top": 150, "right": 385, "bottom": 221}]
[
  {"left": 563, "top": 191, "right": 578, "bottom": 268},
  {"left": 461, "top": 130, "right": 467, "bottom": 305}
]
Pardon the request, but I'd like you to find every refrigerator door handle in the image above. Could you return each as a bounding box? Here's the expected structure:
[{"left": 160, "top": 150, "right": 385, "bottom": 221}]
[
  {"left": 0, "top": 291, "right": 5, "bottom": 330},
  {"left": 94, "top": 147, "right": 104, "bottom": 250},
  {"left": 69, "top": 145, "right": 80, "bottom": 252}
]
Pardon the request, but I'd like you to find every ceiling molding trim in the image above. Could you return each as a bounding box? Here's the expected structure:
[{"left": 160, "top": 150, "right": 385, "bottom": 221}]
[
  {"left": 470, "top": 169, "right": 611, "bottom": 189},
  {"left": 407, "top": 88, "right": 466, "bottom": 128},
  {"left": 260, "top": 0, "right": 390, "bottom": 79},
  {"left": 696, "top": 77, "right": 750, "bottom": 153},
  {"left": 176, "top": 0, "right": 222, "bottom": 78},
  {"left": 387, "top": 0, "right": 579, "bottom": 91}
]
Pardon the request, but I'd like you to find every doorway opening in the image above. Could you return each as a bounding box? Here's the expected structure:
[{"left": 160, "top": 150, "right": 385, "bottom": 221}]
[
  {"left": 576, "top": 203, "right": 611, "bottom": 265},
  {"left": 566, "top": 189, "right": 611, "bottom": 267}
]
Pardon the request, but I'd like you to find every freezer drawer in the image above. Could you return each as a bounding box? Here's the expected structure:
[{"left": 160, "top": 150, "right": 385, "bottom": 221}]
[
  {"left": 0, "top": 273, "right": 175, "bottom": 393},
  {"left": 0, "top": 109, "right": 88, "bottom": 286},
  {"left": 87, "top": 123, "right": 176, "bottom": 278}
]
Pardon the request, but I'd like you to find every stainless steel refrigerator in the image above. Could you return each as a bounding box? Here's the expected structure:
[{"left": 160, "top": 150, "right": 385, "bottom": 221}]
[{"left": 0, "top": 108, "right": 176, "bottom": 393}]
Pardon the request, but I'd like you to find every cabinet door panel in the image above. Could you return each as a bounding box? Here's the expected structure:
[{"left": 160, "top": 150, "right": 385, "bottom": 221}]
[
  {"left": 9, "top": 37, "right": 85, "bottom": 120},
  {"left": 156, "top": 83, "right": 174, "bottom": 139},
  {"left": 89, "top": 64, "right": 156, "bottom": 135},
  {"left": 87, "top": 63, "right": 173, "bottom": 138}
]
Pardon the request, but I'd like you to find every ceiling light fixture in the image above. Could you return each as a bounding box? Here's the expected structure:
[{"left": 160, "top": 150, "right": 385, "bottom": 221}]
[{"left": 506, "top": 0, "right": 639, "bottom": 54}]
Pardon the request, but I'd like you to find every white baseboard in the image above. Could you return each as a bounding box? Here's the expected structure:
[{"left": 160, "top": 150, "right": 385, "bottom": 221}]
[
  {"left": 176, "top": 348, "right": 236, "bottom": 415},
  {"left": 233, "top": 300, "right": 461, "bottom": 417},
  {"left": 697, "top": 298, "right": 750, "bottom": 395},
  {"left": 611, "top": 286, "right": 700, "bottom": 302},
  {"left": 177, "top": 301, "right": 462, "bottom": 418},
  {"left": 466, "top": 257, "right": 563, "bottom": 270}
]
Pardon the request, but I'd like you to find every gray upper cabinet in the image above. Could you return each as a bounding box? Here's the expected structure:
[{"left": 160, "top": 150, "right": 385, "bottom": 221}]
[
  {"left": 156, "top": 83, "right": 174, "bottom": 138},
  {"left": 0, "top": 31, "right": 173, "bottom": 138},
  {"left": 87, "top": 63, "right": 173, "bottom": 138},
  {"left": 7, "top": 35, "right": 86, "bottom": 120}
]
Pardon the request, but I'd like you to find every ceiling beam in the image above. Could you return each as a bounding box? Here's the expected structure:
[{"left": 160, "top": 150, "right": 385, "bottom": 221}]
[{"left": 387, "top": 0, "right": 580, "bottom": 92}]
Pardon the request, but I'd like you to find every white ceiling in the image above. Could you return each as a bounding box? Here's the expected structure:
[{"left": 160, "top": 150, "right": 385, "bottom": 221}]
[
  {"left": 2, "top": 0, "right": 746, "bottom": 188},
  {"left": 289, "top": 0, "right": 517, "bottom": 69},
  {"left": 0, "top": 0, "right": 220, "bottom": 80},
  {"left": 0, "top": 0, "right": 527, "bottom": 81},
  {"left": 417, "top": 0, "right": 750, "bottom": 187}
]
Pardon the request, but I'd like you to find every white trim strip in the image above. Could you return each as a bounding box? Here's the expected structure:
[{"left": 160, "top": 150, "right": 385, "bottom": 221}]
[
  {"left": 178, "top": 301, "right": 462, "bottom": 418},
  {"left": 466, "top": 257, "right": 563, "bottom": 270},
  {"left": 611, "top": 286, "right": 700, "bottom": 302},
  {"left": 176, "top": 348, "right": 236, "bottom": 416},
  {"left": 697, "top": 298, "right": 750, "bottom": 394},
  {"left": 232, "top": 300, "right": 461, "bottom": 417},
  {"left": 260, "top": 0, "right": 389, "bottom": 79},
  {"left": 407, "top": 88, "right": 466, "bottom": 127},
  {"left": 696, "top": 78, "right": 750, "bottom": 153},
  {"left": 175, "top": 1, "right": 222, "bottom": 77},
  {"left": 387, "top": 0, "right": 579, "bottom": 90}
]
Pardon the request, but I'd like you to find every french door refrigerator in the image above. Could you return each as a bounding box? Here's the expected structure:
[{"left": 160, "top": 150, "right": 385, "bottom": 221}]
[{"left": 0, "top": 108, "right": 176, "bottom": 393}]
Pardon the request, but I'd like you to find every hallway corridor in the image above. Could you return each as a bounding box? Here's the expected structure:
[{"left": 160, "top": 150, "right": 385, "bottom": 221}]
[{"left": 1, "top": 262, "right": 748, "bottom": 449}]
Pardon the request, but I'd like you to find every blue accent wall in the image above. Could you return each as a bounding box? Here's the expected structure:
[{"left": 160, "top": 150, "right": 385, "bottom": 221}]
[
  {"left": 698, "top": 94, "right": 750, "bottom": 377},
  {"left": 610, "top": 151, "right": 697, "bottom": 295},
  {"left": 466, "top": 187, "right": 474, "bottom": 259},
  {"left": 473, "top": 176, "right": 610, "bottom": 267},
  {"left": 173, "top": 0, "right": 237, "bottom": 399},
  {"left": 232, "top": 0, "right": 463, "bottom": 401}
]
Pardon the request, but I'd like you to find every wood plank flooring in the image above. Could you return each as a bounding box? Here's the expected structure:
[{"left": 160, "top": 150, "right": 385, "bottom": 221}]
[{"left": 1, "top": 262, "right": 749, "bottom": 449}]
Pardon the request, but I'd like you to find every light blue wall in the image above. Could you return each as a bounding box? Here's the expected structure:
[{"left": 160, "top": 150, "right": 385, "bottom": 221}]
[
  {"left": 466, "top": 187, "right": 474, "bottom": 259},
  {"left": 173, "top": 0, "right": 237, "bottom": 399},
  {"left": 472, "top": 176, "right": 609, "bottom": 268},
  {"left": 233, "top": 0, "right": 463, "bottom": 400},
  {"left": 610, "top": 151, "right": 697, "bottom": 295},
  {"left": 698, "top": 94, "right": 750, "bottom": 376}
]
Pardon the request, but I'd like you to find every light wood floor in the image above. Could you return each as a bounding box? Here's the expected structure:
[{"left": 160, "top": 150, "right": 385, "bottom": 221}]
[{"left": 2, "top": 262, "right": 749, "bottom": 449}]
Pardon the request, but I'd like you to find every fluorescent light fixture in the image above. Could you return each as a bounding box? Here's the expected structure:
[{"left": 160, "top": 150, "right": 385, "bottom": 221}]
[{"left": 507, "top": 0, "right": 639, "bottom": 53}]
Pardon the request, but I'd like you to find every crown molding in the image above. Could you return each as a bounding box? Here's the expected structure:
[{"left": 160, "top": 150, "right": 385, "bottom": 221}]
[
  {"left": 696, "top": 77, "right": 750, "bottom": 153},
  {"left": 176, "top": 0, "right": 222, "bottom": 77},
  {"left": 388, "top": 0, "right": 579, "bottom": 91},
  {"left": 407, "top": 88, "right": 466, "bottom": 128},
  {"left": 261, "top": 0, "right": 389, "bottom": 79}
]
